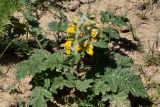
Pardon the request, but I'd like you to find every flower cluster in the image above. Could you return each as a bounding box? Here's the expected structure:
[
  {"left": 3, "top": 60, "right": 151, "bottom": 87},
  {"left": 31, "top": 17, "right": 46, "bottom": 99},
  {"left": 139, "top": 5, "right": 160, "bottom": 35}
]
[{"left": 64, "top": 14, "right": 102, "bottom": 56}]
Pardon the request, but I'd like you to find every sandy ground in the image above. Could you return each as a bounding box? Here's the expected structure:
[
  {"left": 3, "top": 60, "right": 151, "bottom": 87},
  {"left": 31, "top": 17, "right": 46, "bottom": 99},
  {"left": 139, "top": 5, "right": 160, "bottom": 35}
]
[{"left": 0, "top": 0, "right": 160, "bottom": 106}]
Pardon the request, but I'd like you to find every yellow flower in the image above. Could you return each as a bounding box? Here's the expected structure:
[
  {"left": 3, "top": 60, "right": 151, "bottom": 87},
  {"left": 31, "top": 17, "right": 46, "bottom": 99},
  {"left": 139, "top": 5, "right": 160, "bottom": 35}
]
[
  {"left": 64, "top": 40, "right": 72, "bottom": 55},
  {"left": 66, "top": 23, "right": 76, "bottom": 34},
  {"left": 66, "top": 27, "right": 76, "bottom": 34},
  {"left": 64, "top": 40, "right": 72, "bottom": 48},
  {"left": 68, "top": 23, "right": 76, "bottom": 27},
  {"left": 86, "top": 44, "right": 94, "bottom": 56},
  {"left": 65, "top": 49, "right": 71, "bottom": 55},
  {"left": 91, "top": 29, "right": 98, "bottom": 38},
  {"left": 75, "top": 44, "right": 82, "bottom": 51}
]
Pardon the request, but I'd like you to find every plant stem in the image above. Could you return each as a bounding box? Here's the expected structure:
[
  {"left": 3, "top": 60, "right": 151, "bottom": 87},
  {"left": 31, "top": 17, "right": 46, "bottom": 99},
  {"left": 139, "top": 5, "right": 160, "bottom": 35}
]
[
  {"left": 0, "top": 39, "right": 16, "bottom": 59},
  {"left": 35, "top": 37, "right": 43, "bottom": 50}
]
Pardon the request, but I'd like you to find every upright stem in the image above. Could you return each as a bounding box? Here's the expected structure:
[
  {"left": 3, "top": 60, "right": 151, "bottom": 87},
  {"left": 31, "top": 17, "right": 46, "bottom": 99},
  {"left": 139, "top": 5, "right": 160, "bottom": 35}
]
[
  {"left": 35, "top": 37, "right": 43, "bottom": 50},
  {"left": 76, "top": 55, "right": 82, "bottom": 73},
  {"left": 0, "top": 39, "right": 16, "bottom": 59}
]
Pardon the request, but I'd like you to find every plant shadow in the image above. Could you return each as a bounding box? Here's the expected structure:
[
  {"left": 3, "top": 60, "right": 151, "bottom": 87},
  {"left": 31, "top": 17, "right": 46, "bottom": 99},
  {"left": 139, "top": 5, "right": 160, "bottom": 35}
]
[
  {"left": 112, "top": 37, "right": 138, "bottom": 52},
  {"left": 129, "top": 95, "right": 152, "bottom": 107}
]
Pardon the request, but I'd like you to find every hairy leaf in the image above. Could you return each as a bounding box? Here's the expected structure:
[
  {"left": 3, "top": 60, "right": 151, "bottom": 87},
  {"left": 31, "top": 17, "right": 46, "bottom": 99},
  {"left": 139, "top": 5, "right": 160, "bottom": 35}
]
[
  {"left": 78, "top": 95, "right": 95, "bottom": 107},
  {"left": 16, "top": 50, "right": 73, "bottom": 80},
  {"left": 100, "top": 11, "right": 128, "bottom": 26},
  {"left": 44, "top": 79, "right": 50, "bottom": 89},
  {"left": 49, "top": 76, "right": 75, "bottom": 94},
  {"left": 16, "top": 49, "right": 51, "bottom": 80},
  {"left": 64, "top": 54, "right": 81, "bottom": 65},
  {"left": 92, "top": 39, "right": 107, "bottom": 48},
  {"left": 103, "top": 67, "right": 147, "bottom": 98},
  {"left": 75, "top": 79, "right": 94, "bottom": 92},
  {"left": 109, "top": 92, "right": 131, "bottom": 107},
  {"left": 31, "top": 87, "right": 52, "bottom": 107},
  {"left": 93, "top": 80, "right": 110, "bottom": 95},
  {"left": 45, "top": 50, "right": 72, "bottom": 72},
  {"left": 78, "top": 100, "right": 94, "bottom": 107},
  {"left": 114, "top": 53, "right": 133, "bottom": 67},
  {"left": 48, "top": 21, "right": 67, "bottom": 32},
  {"left": 103, "top": 28, "right": 120, "bottom": 39}
]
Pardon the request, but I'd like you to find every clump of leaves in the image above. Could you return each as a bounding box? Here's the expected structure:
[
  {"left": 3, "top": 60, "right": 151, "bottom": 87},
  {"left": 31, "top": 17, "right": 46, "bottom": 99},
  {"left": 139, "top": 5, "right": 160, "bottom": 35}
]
[
  {"left": 143, "top": 40, "right": 160, "bottom": 66},
  {"left": 0, "top": 0, "right": 52, "bottom": 57},
  {"left": 16, "top": 11, "right": 148, "bottom": 107},
  {"left": 144, "top": 53, "right": 160, "bottom": 66},
  {"left": 0, "top": 0, "right": 20, "bottom": 34}
]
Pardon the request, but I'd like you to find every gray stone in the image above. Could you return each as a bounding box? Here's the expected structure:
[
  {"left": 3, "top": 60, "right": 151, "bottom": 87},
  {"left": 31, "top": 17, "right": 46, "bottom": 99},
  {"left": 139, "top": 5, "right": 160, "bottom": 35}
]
[{"left": 68, "top": 0, "right": 80, "bottom": 10}]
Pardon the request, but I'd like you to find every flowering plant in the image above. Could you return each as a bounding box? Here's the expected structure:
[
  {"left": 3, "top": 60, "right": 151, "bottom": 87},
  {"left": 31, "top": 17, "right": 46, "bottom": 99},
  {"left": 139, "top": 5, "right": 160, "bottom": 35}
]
[
  {"left": 64, "top": 14, "right": 102, "bottom": 56},
  {"left": 16, "top": 11, "right": 147, "bottom": 107}
]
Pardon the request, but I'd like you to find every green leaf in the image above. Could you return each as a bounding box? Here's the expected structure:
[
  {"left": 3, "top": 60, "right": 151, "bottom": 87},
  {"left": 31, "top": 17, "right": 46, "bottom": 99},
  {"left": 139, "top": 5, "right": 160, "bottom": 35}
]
[
  {"left": 100, "top": 11, "right": 128, "bottom": 26},
  {"left": 45, "top": 51, "right": 71, "bottom": 72},
  {"left": 103, "top": 28, "right": 120, "bottom": 39},
  {"left": 23, "top": 11, "right": 37, "bottom": 23},
  {"left": 50, "top": 76, "right": 75, "bottom": 94},
  {"left": 16, "top": 49, "right": 51, "bottom": 80},
  {"left": 43, "top": 89, "right": 53, "bottom": 99},
  {"left": 18, "top": 96, "right": 23, "bottom": 107},
  {"left": 79, "top": 101, "right": 94, "bottom": 107},
  {"left": 16, "top": 49, "right": 75, "bottom": 80},
  {"left": 93, "top": 79, "right": 110, "bottom": 95},
  {"left": 0, "top": 0, "right": 20, "bottom": 34},
  {"left": 64, "top": 54, "right": 81, "bottom": 65},
  {"left": 31, "top": 87, "right": 52, "bottom": 107},
  {"left": 44, "top": 79, "right": 50, "bottom": 89},
  {"left": 75, "top": 79, "right": 94, "bottom": 92},
  {"left": 48, "top": 21, "right": 67, "bottom": 32},
  {"left": 102, "top": 93, "right": 110, "bottom": 102},
  {"left": 78, "top": 95, "right": 95, "bottom": 107},
  {"left": 103, "top": 67, "right": 147, "bottom": 98},
  {"left": 65, "top": 73, "right": 76, "bottom": 80},
  {"left": 114, "top": 53, "right": 133, "bottom": 67},
  {"left": 78, "top": 100, "right": 94, "bottom": 107},
  {"left": 109, "top": 92, "right": 131, "bottom": 107},
  {"left": 92, "top": 39, "right": 107, "bottom": 48},
  {"left": 77, "top": 35, "right": 90, "bottom": 43}
]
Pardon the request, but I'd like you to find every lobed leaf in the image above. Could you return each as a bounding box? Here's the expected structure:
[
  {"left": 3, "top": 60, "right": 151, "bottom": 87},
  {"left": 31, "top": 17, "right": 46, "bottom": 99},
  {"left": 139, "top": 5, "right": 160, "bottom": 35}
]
[
  {"left": 49, "top": 76, "right": 75, "bottom": 94},
  {"left": 48, "top": 21, "right": 67, "bottom": 32},
  {"left": 45, "top": 50, "right": 72, "bottom": 72},
  {"left": 31, "top": 87, "right": 52, "bottom": 107},
  {"left": 109, "top": 92, "right": 131, "bottom": 107},
  {"left": 103, "top": 67, "right": 147, "bottom": 98},
  {"left": 16, "top": 49, "right": 51, "bottom": 80},
  {"left": 103, "top": 28, "right": 120, "bottom": 39},
  {"left": 100, "top": 11, "right": 128, "bottom": 26},
  {"left": 92, "top": 39, "right": 107, "bottom": 48},
  {"left": 75, "top": 79, "right": 94, "bottom": 92},
  {"left": 93, "top": 79, "right": 110, "bottom": 95},
  {"left": 16, "top": 50, "right": 73, "bottom": 80},
  {"left": 114, "top": 53, "right": 133, "bottom": 67}
]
